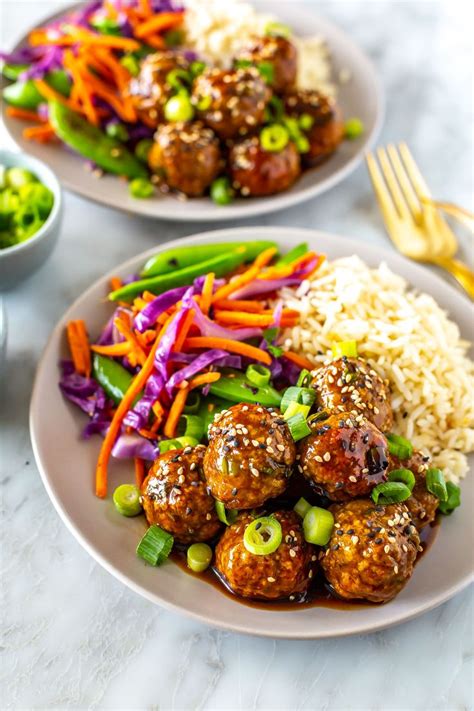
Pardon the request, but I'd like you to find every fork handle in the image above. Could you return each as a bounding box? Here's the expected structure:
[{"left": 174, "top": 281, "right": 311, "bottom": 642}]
[{"left": 433, "top": 256, "right": 474, "bottom": 300}]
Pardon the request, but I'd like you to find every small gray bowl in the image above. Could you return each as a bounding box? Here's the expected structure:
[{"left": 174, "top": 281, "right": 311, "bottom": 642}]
[{"left": 0, "top": 149, "right": 62, "bottom": 289}]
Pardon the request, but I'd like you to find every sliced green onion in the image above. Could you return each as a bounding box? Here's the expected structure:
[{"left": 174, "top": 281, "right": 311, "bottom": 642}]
[
  {"left": 243, "top": 516, "right": 282, "bottom": 555},
  {"left": 215, "top": 500, "right": 238, "bottom": 526},
  {"left": 264, "top": 95, "right": 284, "bottom": 123},
  {"left": 135, "top": 138, "right": 153, "bottom": 164},
  {"left": 257, "top": 61, "right": 274, "bottom": 84},
  {"left": 276, "top": 242, "right": 309, "bottom": 266},
  {"left": 18, "top": 183, "right": 54, "bottom": 219},
  {"left": 129, "top": 178, "right": 154, "bottom": 199},
  {"left": 6, "top": 167, "right": 36, "bottom": 189},
  {"left": 106, "top": 122, "right": 129, "bottom": 142},
  {"left": 187, "top": 542, "right": 213, "bottom": 572},
  {"left": 386, "top": 433, "right": 413, "bottom": 460},
  {"left": 177, "top": 413, "right": 205, "bottom": 441},
  {"left": 159, "top": 438, "right": 181, "bottom": 453},
  {"left": 113, "top": 484, "right": 142, "bottom": 517},
  {"left": 265, "top": 21, "right": 291, "bottom": 39},
  {"left": 174, "top": 435, "right": 200, "bottom": 448},
  {"left": 234, "top": 59, "right": 252, "bottom": 70},
  {"left": 282, "top": 116, "right": 301, "bottom": 141},
  {"left": 196, "top": 94, "right": 212, "bottom": 111},
  {"left": 388, "top": 468, "right": 416, "bottom": 491},
  {"left": 303, "top": 506, "right": 334, "bottom": 545},
  {"left": 164, "top": 94, "right": 194, "bottom": 122},
  {"left": 426, "top": 468, "right": 448, "bottom": 502},
  {"left": 260, "top": 124, "right": 289, "bottom": 152},
  {"left": 344, "top": 117, "right": 364, "bottom": 139},
  {"left": 166, "top": 68, "right": 191, "bottom": 91},
  {"left": 283, "top": 400, "right": 310, "bottom": 421},
  {"left": 286, "top": 412, "right": 311, "bottom": 442},
  {"left": 294, "top": 496, "right": 312, "bottom": 519},
  {"left": 210, "top": 176, "right": 234, "bottom": 205},
  {"left": 331, "top": 340, "right": 358, "bottom": 359},
  {"left": 183, "top": 391, "right": 201, "bottom": 414},
  {"left": 438, "top": 481, "right": 461, "bottom": 515},
  {"left": 296, "top": 369, "right": 312, "bottom": 388},
  {"left": 299, "top": 113, "right": 315, "bottom": 131},
  {"left": 371, "top": 481, "right": 412, "bottom": 505},
  {"left": 120, "top": 53, "right": 140, "bottom": 76},
  {"left": 295, "top": 135, "right": 310, "bottom": 154},
  {"left": 190, "top": 60, "right": 206, "bottom": 77},
  {"left": 246, "top": 364, "right": 271, "bottom": 387},
  {"left": 164, "top": 28, "right": 184, "bottom": 47},
  {"left": 280, "top": 386, "right": 315, "bottom": 412},
  {"left": 136, "top": 525, "right": 174, "bottom": 565}
]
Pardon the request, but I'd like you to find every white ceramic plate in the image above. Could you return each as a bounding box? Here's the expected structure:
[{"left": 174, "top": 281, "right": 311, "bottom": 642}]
[
  {"left": 3, "top": 2, "right": 383, "bottom": 222},
  {"left": 30, "top": 227, "right": 474, "bottom": 638}
]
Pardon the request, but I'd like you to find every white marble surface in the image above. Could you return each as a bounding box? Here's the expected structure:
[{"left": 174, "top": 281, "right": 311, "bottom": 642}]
[{"left": 1, "top": 1, "right": 473, "bottom": 709}]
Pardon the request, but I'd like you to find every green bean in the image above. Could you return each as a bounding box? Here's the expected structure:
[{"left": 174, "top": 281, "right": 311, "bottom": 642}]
[
  {"left": 92, "top": 353, "right": 142, "bottom": 405},
  {"left": 3, "top": 70, "right": 71, "bottom": 110},
  {"left": 209, "top": 371, "right": 282, "bottom": 408}
]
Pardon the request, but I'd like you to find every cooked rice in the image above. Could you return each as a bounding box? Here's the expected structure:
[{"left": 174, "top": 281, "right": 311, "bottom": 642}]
[
  {"left": 279, "top": 256, "right": 474, "bottom": 484},
  {"left": 183, "top": 0, "right": 336, "bottom": 96}
]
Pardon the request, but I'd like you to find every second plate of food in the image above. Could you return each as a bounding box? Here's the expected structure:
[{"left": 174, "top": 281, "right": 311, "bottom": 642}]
[
  {"left": 3, "top": 0, "right": 382, "bottom": 221},
  {"left": 30, "top": 227, "right": 473, "bottom": 638}
]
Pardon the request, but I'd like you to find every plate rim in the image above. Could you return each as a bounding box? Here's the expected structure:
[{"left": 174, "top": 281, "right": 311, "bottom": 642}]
[
  {"left": 3, "top": 1, "right": 385, "bottom": 222},
  {"left": 29, "top": 226, "right": 474, "bottom": 639}
]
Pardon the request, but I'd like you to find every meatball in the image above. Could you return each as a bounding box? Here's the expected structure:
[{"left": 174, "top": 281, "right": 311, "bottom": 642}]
[
  {"left": 229, "top": 136, "right": 301, "bottom": 196},
  {"left": 215, "top": 510, "right": 315, "bottom": 600},
  {"left": 389, "top": 450, "right": 438, "bottom": 530},
  {"left": 192, "top": 67, "right": 271, "bottom": 139},
  {"left": 236, "top": 35, "right": 297, "bottom": 93},
  {"left": 298, "top": 412, "right": 389, "bottom": 501},
  {"left": 203, "top": 403, "right": 296, "bottom": 509},
  {"left": 321, "top": 499, "right": 421, "bottom": 603},
  {"left": 148, "top": 122, "right": 221, "bottom": 196},
  {"left": 127, "top": 51, "right": 189, "bottom": 127},
  {"left": 141, "top": 445, "right": 220, "bottom": 544},
  {"left": 284, "top": 89, "right": 344, "bottom": 166},
  {"left": 311, "top": 357, "right": 393, "bottom": 432}
]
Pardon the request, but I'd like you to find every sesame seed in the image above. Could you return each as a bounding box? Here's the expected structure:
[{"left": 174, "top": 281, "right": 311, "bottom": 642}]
[
  {"left": 178, "top": 475, "right": 185, "bottom": 484},
  {"left": 323, "top": 452, "right": 331, "bottom": 462},
  {"left": 351, "top": 535, "right": 359, "bottom": 544},
  {"left": 276, "top": 444, "right": 285, "bottom": 452},
  {"left": 206, "top": 513, "right": 212, "bottom": 520},
  {"left": 251, "top": 440, "right": 259, "bottom": 447},
  {"left": 315, "top": 455, "right": 323, "bottom": 463},
  {"left": 308, "top": 570, "right": 313, "bottom": 578},
  {"left": 394, "top": 565, "right": 399, "bottom": 574},
  {"left": 349, "top": 475, "right": 357, "bottom": 483},
  {"left": 311, "top": 555, "right": 317, "bottom": 561},
  {"left": 251, "top": 467, "right": 259, "bottom": 477},
  {"left": 266, "top": 446, "right": 274, "bottom": 454},
  {"left": 289, "top": 595, "right": 295, "bottom": 601},
  {"left": 177, "top": 467, "right": 184, "bottom": 475},
  {"left": 267, "top": 576, "right": 276, "bottom": 583},
  {"left": 289, "top": 549, "right": 296, "bottom": 558},
  {"left": 384, "top": 545, "right": 390, "bottom": 553}
]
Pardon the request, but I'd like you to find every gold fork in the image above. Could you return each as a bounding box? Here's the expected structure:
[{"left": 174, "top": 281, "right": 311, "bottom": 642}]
[{"left": 366, "top": 142, "right": 474, "bottom": 300}]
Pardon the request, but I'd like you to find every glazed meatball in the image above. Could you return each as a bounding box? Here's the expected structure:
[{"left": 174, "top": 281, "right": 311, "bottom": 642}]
[
  {"left": 141, "top": 445, "right": 220, "bottom": 544},
  {"left": 298, "top": 412, "right": 389, "bottom": 501},
  {"left": 215, "top": 510, "right": 315, "bottom": 600},
  {"left": 127, "top": 51, "right": 189, "bottom": 127},
  {"left": 192, "top": 67, "right": 271, "bottom": 139},
  {"left": 321, "top": 499, "right": 421, "bottom": 603},
  {"left": 148, "top": 122, "right": 221, "bottom": 196},
  {"left": 203, "top": 403, "right": 296, "bottom": 509},
  {"left": 229, "top": 136, "right": 301, "bottom": 197},
  {"left": 236, "top": 35, "right": 297, "bottom": 93},
  {"left": 284, "top": 89, "right": 344, "bottom": 166},
  {"left": 312, "top": 357, "right": 394, "bottom": 432},
  {"left": 389, "top": 450, "right": 438, "bottom": 530}
]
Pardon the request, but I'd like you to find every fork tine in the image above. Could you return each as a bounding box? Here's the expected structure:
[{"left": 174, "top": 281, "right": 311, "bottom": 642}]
[
  {"left": 376, "top": 146, "right": 412, "bottom": 220},
  {"left": 386, "top": 144, "right": 421, "bottom": 216},
  {"left": 366, "top": 152, "right": 398, "bottom": 225},
  {"left": 398, "top": 142, "right": 433, "bottom": 200}
]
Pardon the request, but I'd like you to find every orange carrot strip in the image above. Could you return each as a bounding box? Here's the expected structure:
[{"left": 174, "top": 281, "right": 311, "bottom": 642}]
[
  {"left": 214, "top": 310, "right": 300, "bottom": 328},
  {"left": 95, "top": 334, "right": 160, "bottom": 498},
  {"left": 75, "top": 63, "right": 136, "bottom": 122},
  {"left": 189, "top": 372, "right": 221, "bottom": 389},
  {"left": 134, "top": 458, "right": 145, "bottom": 488},
  {"left": 110, "top": 276, "right": 123, "bottom": 292},
  {"left": 183, "top": 337, "right": 272, "bottom": 366},
  {"left": 114, "top": 313, "right": 147, "bottom": 366},
  {"left": 34, "top": 79, "right": 72, "bottom": 108},
  {"left": 134, "top": 11, "right": 184, "bottom": 38},
  {"left": 163, "top": 385, "right": 189, "bottom": 438},
  {"left": 91, "top": 47, "right": 132, "bottom": 90},
  {"left": 213, "top": 299, "right": 265, "bottom": 313},
  {"left": 144, "top": 34, "right": 166, "bottom": 49},
  {"left": 22, "top": 124, "right": 56, "bottom": 142},
  {"left": 150, "top": 401, "right": 165, "bottom": 433},
  {"left": 66, "top": 320, "right": 91, "bottom": 377},
  {"left": 91, "top": 342, "right": 132, "bottom": 356},
  {"left": 6, "top": 106, "right": 45, "bottom": 123},
  {"left": 62, "top": 52, "right": 99, "bottom": 126},
  {"left": 282, "top": 351, "right": 315, "bottom": 371},
  {"left": 29, "top": 28, "right": 141, "bottom": 51},
  {"left": 173, "top": 308, "right": 195, "bottom": 353},
  {"left": 200, "top": 273, "right": 215, "bottom": 316},
  {"left": 139, "top": 0, "right": 152, "bottom": 17},
  {"left": 212, "top": 266, "right": 260, "bottom": 303},
  {"left": 261, "top": 252, "right": 318, "bottom": 280},
  {"left": 253, "top": 246, "right": 278, "bottom": 269}
]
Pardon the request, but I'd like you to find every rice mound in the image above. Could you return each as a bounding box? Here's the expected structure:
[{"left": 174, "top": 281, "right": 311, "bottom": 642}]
[{"left": 279, "top": 256, "right": 474, "bottom": 483}]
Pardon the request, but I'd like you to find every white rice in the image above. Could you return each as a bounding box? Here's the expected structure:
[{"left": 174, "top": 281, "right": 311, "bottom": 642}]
[
  {"left": 183, "top": 0, "right": 336, "bottom": 96},
  {"left": 279, "top": 256, "right": 474, "bottom": 484}
]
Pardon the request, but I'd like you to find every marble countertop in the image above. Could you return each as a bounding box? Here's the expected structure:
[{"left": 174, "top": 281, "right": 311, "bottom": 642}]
[{"left": 1, "top": 1, "right": 472, "bottom": 709}]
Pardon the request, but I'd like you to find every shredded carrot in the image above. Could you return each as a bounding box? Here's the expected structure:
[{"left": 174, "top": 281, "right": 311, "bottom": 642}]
[
  {"left": 212, "top": 266, "right": 260, "bottom": 303},
  {"left": 183, "top": 337, "right": 272, "bottom": 366},
  {"left": 189, "top": 372, "right": 221, "bottom": 389},
  {"left": 213, "top": 299, "right": 265, "bottom": 313},
  {"left": 114, "top": 312, "right": 147, "bottom": 366},
  {"left": 6, "top": 106, "right": 45, "bottom": 123},
  {"left": 150, "top": 401, "right": 165, "bottom": 433},
  {"left": 134, "top": 10, "right": 184, "bottom": 38},
  {"left": 110, "top": 276, "right": 122, "bottom": 292},
  {"left": 73, "top": 60, "right": 136, "bottom": 122},
  {"left": 66, "top": 320, "right": 91, "bottom": 377},
  {"left": 173, "top": 308, "right": 195, "bottom": 353},
  {"left": 261, "top": 252, "right": 318, "bottom": 280},
  {"left": 34, "top": 79, "right": 73, "bottom": 109},
  {"left": 253, "top": 246, "right": 278, "bottom": 269},
  {"left": 214, "top": 311, "right": 298, "bottom": 328},
  {"left": 282, "top": 351, "right": 315, "bottom": 371},
  {"left": 95, "top": 334, "right": 161, "bottom": 498},
  {"left": 138, "top": 0, "right": 152, "bottom": 17},
  {"left": 91, "top": 46, "right": 132, "bottom": 90},
  {"left": 29, "top": 28, "right": 141, "bottom": 52},
  {"left": 144, "top": 34, "right": 166, "bottom": 49},
  {"left": 62, "top": 51, "right": 99, "bottom": 126},
  {"left": 163, "top": 385, "right": 189, "bottom": 438},
  {"left": 134, "top": 458, "right": 145, "bottom": 488},
  {"left": 22, "top": 123, "right": 56, "bottom": 142},
  {"left": 200, "top": 273, "right": 215, "bottom": 316},
  {"left": 91, "top": 342, "right": 132, "bottom": 357}
]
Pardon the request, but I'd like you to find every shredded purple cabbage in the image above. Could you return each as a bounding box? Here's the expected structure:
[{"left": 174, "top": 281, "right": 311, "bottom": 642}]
[
  {"left": 82, "top": 414, "right": 111, "bottom": 439},
  {"left": 19, "top": 46, "right": 64, "bottom": 81},
  {"left": 272, "top": 300, "right": 283, "bottom": 328},
  {"left": 134, "top": 286, "right": 190, "bottom": 333},
  {"left": 193, "top": 275, "right": 225, "bottom": 293},
  {"left": 230, "top": 277, "right": 301, "bottom": 300},
  {"left": 123, "top": 371, "right": 164, "bottom": 430},
  {"left": 154, "top": 288, "right": 194, "bottom": 379},
  {"left": 59, "top": 360, "right": 108, "bottom": 417},
  {"left": 0, "top": 46, "right": 44, "bottom": 64},
  {"left": 112, "top": 433, "right": 159, "bottom": 460},
  {"left": 181, "top": 291, "right": 262, "bottom": 341},
  {"left": 165, "top": 348, "right": 230, "bottom": 395}
]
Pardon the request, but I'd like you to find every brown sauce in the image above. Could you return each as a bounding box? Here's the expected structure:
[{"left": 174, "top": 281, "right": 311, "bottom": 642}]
[{"left": 171, "top": 517, "right": 440, "bottom": 612}]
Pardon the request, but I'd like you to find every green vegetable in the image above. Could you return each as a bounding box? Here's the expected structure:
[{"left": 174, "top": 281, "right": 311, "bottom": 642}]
[
  {"left": 120, "top": 53, "right": 140, "bottom": 76},
  {"left": 3, "top": 70, "right": 71, "bottom": 109},
  {"left": 275, "top": 242, "right": 308, "bottom": 266},
  {"left": 177, "top": 413, "right": 205, "bottom": 441},
  {"left": 166, "top": 68, "right": 191, "bottom": 92},
  {"left": 13, "top": 203, "right": 43, "bottom": 241},
  {"left": 19, "top": 183, "right": 54, "bottom": 219},
  {"left": 129, "top": 177, "right": 154, "bottom": 199},
  {"left": 246, "top": 364, "right": 271, "bottom": 388},
  {"left": 265, "top": 21, "right": 291, "bottom": 39},
  {"left": 294, "top": 496, "right": 312, "bottom": 519},
  {"left": 113, "top": 484, "right": 142, "bottom": 516},
  {"left": 438, "top": 481, "right": 461, "bottom": 515},
  {"left": 257, "top": 61, "right": 274, "bottom": 85},
  {"left": 106, "top": 122, "right": 129, "bottom": 142},
  {"left": 90, "top": 15, "right": 121, "bottom": 35},
  {"left": 111, "top": 250, "right": 250, "bottom": 302},
  {"left": 0, "top": 167, "right": 54, "bottom": 249},
  {"left": 5, "top": 167, "right": 36, "bottom": 189},
  {"left": 0, "top": 188, "right": 20, "bottom": 231},
  {"left": 303, "top": 506, "right": 334, "bottom": 545},
  {"left": 260, "top": 124, "right": 289, "bottom": 152},
  {"left": 196, "top": 94, "right": 212, "bottom": 111},
  {"left": 2, "top": 63, "right": 30, "bottom": 81},
  {"left": 49, "top": 101, "right": 147, "bottom": 179},
  {"left": 243, "top": 516, "right": 282, "bottom": 555},
  {"left": 344, "top": 117, "right": 364, "bottom": 139},
  {"left": 215, "top": 501, "right": 238, "bottom": 526},
  {"left": 299, "top": 113, "right": 315, "bottom": 131},
  {"left": 283, "top": 400, "right": 310, "bottom": 421},
  {"left": 174, "top": 435, "right": 200, "bottom": 448},
  {"left": 158, "top": 438, "right": 181, "bottom": 453},
  {"left": 331, "top": 340, "right": 358, "bottom": 359},
  {"left": 164, "top": 94, "right": 194, "bottom": 122},
  {"left": 286, "top": 412, "right": 311, "bottom": 441},
  {"left": 295, "top": 135, "right": 310, "bottom": 154},
  {"left": 386, "top": 433, "right": 413, "bottom": 460},
  {"left": 135, "top": 138, "right": 153, "bottom": 164},
  {"left": 388, "top": 468, "right": 416, "bottom": 491},
  {"left": 296, "top": 369, "right": 311, "bottom": 388},
  {"left": 190, "top": 60, "right": 206, "bottom": 77},
  {"left": 187, "top": 543, "right": 213, "bottom": 572},
  {"left": 280, "top": 385, "right": 315, "bottom": 412},
  {"left": 209, "top": 370, "right": 282, "bottom": 408},
  {"left": 183, "top": 391, "right": 201, "bottom": 414},
  {"left": 264, "top": 95, "right": 284, "bottom": 123},
  {"left": 426, "top": 468, "right": 448, "bottom": 502},
  {"left": 165, "top": 28, "right": 185, "bottom": 47},
  {"left": 141, "top": 240, "right": 278, "bottom": 278},
  {"left": 136, "top": 525, "right": 174, "bottom": 565},
  {"left": 371, "top": 481, "right": 412, "bottom": 505},
  {"left": 210, "top": 176, "right": 234, "bottom": 205},
  {"left": 92, "top": 353, "right": 141, "bottom": 405}
]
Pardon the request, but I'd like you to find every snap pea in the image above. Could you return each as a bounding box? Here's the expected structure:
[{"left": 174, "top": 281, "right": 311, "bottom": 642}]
[
  {"left": 110, "top": 249, "right": 250, "bottom": 303},
  {"left": 92, "top": 353, "right": 142, "bottom": 405},
  {"left": 49, "top": 101, "right": 148, "bottom": 180},
  {"left": 141, "top": 240, "right": 278, "bottom": 278},
  {"left": 3, "top": 70, "right": 71, "bottom": 109},
  {"left": 209, "top": 370, "right": 282, "bottom": 408},
  {"left": 275, "top": 242, "right": 308, "bottom": 266},
  {"left": 2, "top": 63, "right": 30, "bottom": 81}
]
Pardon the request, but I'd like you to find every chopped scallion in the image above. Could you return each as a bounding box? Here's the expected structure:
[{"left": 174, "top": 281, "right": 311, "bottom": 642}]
[
  {"left": 286, "top": 412, "right": 311, "bottom": 442},
  {"left": 136, "top": 525, "right": 174, "bottom": 565},
  {"left": 371, "top": 481, "right": 412, "bottom": 505},
  {"left": 302, "top": 506, "right": 334, "bottom": 545},
  {"left": 386, "top": 433, "right": 413, "bottom": 460},
  {"left": 243, "top": 516, "right": 282, "bottom": 555},
  {"left": 246, "top": 364, "right": 271, "bottom": 387},
  {"left": 280, "top": 385, "right": 315, "bottom": 412},
  {"left": 388, "top": 468, "right": 416, "bottom": 491},
  {"left": 113, "top": 484, "right": 142, "bottom": 517},
  {"left": 283, "top": 400, "right": 310, "bottom": 421},
  {"left": 296, "top": 368, "right": 312, "bottom": 388},
  {"left": 331, "top": 340, "right": 358, "bottom": 359},
  {"left": 215, "top": 500, "right": 238, "bottom": 526},
  {"left": 177, "top": 413, "right": 205, "bottom": 442},
  {"left": 438, "top": 481, "right": 461, "bottom": 515},
  {"left": 187, "top": 543, "right": 213, "bottom": 572},
  {"left": 294, "top": 496, "right": 312, "bottom": 519},
  {"left": 426, "top": 468, "right": 448, "bottom": 502}
]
